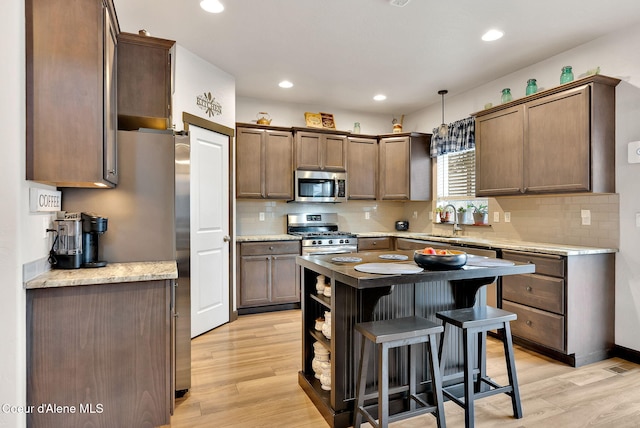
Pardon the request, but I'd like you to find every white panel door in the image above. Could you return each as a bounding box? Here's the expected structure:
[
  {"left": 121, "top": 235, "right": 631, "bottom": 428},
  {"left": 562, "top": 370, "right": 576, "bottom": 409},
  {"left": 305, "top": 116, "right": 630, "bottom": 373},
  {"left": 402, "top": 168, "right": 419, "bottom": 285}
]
[{"left": 190, "top": 125, "right": 230, "bottom": 337}]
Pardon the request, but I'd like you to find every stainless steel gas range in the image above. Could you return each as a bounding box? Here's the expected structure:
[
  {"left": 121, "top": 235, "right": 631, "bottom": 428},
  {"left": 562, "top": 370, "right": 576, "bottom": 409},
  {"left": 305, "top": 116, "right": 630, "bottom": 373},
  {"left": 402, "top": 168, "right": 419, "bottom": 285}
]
[{"left": 287, "top": 213, "right": 358, "bottom": 255}]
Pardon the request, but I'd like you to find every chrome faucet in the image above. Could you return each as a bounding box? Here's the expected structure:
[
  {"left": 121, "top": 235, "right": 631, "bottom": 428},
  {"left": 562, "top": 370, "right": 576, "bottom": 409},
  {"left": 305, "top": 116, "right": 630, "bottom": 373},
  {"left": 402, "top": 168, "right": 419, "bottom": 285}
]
[{"left": 443, "top": 204, "right": 463, "bottom": 236}]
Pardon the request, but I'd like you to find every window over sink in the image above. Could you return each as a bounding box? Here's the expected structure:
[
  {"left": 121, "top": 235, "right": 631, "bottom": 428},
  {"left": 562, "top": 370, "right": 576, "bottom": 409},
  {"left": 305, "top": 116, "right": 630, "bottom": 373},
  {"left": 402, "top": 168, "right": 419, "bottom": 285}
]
[{"left": 435, "top": 149, "right": 487, "bottom": 224}]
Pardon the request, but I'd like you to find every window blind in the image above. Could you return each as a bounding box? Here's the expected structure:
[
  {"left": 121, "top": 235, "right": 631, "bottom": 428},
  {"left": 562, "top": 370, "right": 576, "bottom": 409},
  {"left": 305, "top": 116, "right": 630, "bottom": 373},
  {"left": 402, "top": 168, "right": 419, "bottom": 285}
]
[{"left": 437, "top": 149, "right": 476, "bottom": 198}]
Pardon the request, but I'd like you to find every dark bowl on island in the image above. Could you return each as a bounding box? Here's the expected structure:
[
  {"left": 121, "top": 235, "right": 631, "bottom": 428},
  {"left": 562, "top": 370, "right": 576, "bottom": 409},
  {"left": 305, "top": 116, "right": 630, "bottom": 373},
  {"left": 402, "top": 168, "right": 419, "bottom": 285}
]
[{"left": 413, "top": 249, "right": 467, "bottom": 270}]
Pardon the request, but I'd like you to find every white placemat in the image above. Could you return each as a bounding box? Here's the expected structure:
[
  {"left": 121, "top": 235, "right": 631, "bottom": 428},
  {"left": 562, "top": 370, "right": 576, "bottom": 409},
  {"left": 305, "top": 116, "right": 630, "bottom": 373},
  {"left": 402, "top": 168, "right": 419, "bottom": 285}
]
[
  {"left": 354, "top": 263, "right": 423, "bottom": 275},
  {"left": 378, "top": 254, "right": 409, "bottom": 260},
  {"left": 331, "top": 256, "right": 362, "bottom": 263}
]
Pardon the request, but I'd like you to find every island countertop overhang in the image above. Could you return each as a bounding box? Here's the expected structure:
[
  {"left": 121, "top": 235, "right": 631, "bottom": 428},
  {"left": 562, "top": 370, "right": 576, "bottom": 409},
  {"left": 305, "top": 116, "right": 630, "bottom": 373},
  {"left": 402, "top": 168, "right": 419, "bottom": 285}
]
[{"left": 297, "top": 250, "right": 536, "bottom": 290}]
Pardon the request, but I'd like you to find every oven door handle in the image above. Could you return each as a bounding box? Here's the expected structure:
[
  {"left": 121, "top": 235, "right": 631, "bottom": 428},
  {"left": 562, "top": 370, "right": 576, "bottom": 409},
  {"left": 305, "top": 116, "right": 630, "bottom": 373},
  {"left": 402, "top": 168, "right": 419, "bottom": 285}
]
[{"left": 303, "top": 248, "right": 357, "bottom": 256}]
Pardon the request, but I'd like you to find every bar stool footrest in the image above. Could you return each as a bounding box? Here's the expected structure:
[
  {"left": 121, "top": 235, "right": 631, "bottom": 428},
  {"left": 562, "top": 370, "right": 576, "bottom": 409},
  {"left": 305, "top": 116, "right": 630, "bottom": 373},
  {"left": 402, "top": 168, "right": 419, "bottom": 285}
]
[{"left": 358, "top": 395, "right": 439, "bottom": 427}]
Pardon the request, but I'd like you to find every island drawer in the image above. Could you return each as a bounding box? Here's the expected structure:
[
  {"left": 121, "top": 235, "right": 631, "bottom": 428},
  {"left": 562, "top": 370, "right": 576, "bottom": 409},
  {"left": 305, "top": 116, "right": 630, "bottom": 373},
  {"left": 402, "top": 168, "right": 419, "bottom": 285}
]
[
  {"left": 358, "top": 237, "right": 392, "bottom": 251},
  {"left": 503, "top": 300, "right": 565, "bottom": 352},
  {"left": 502, "top": 250, "right": 565, "bottom": 278},
  {"left": 502, "top": 274, "right": 564, "bottom": 314},
  {"left": 240, "top": 241, "right": 300, "bottom": 256}
]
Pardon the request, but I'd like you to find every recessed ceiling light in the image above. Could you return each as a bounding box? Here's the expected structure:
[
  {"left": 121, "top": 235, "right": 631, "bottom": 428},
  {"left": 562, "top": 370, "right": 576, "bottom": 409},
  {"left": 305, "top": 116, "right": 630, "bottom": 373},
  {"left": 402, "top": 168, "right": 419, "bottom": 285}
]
[
  {"left": 278, "top": 80, "right": 294, "bottom": 89},
  {"left": 389, "top": 0, "right": 411, "bottom": 7},
  {"left": 482, "top": 29, "right": 504, "bottom": 42},
  {"left": 200, "top": 0, "right": 224, "bottom": 13},
  {"left": 373, "top": 94, "right": 387, "bottom": 101}
]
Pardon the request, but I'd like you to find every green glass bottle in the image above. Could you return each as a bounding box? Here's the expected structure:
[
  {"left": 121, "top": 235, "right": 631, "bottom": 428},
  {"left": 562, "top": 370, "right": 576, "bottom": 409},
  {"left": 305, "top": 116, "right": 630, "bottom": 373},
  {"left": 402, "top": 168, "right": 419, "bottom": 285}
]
[
  {"left": 501, "top": 88, "right": 512, "bottom": 104},
  {"left": 526, "top": 79, "right": 537, "bottom": 95},
  {"left": 560, "top": 66, "right": 574, "bottom": 84}
]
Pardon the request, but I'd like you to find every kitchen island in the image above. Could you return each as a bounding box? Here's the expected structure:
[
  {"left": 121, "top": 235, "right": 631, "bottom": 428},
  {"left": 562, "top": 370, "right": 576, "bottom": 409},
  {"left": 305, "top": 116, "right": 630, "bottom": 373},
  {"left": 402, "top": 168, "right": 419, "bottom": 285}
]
[{"left": 297, "top": 251, "right": 535, "bottom": 427}]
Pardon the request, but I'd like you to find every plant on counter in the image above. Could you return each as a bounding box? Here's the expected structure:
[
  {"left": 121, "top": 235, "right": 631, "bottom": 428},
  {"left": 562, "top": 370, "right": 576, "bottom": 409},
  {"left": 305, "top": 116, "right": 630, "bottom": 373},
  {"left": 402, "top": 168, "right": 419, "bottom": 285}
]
[
  {"left": 457, "top": 206, "right": 468, "bottom": 225},
  {"left": 472, "top": 203, "right": 489, "bottom": 225},
  {"left": 435, "top": 206, "right": 450, "bottom": 223}
]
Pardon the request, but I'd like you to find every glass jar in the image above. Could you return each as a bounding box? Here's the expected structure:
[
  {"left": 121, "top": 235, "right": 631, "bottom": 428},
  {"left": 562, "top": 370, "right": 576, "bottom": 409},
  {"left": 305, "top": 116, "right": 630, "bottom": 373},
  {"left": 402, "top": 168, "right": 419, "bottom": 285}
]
[
  {"left": 526, "top": 79, "right": 537, "bottom": 95},
  {"left": 501, "top": 88, "right": 512, "bottom": 104},
  {"left": 353, "top": 122, "right": 361, "bottom": 134},
  {"left": 560, "top": 66, "right": 574, "bottom": 84}
]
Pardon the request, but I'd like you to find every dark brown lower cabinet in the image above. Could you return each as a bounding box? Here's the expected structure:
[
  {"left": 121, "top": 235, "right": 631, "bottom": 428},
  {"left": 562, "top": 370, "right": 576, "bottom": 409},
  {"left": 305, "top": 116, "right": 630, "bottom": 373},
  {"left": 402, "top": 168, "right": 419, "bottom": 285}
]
[
  {"left": 27, "top": 280, "right": 171, "bottom": 428},
  {"left": 501, "top": 250, "right": 614, "bottom": 367},
  {"left": 237, "top": 241, "right": 301, "bottom": 311}
]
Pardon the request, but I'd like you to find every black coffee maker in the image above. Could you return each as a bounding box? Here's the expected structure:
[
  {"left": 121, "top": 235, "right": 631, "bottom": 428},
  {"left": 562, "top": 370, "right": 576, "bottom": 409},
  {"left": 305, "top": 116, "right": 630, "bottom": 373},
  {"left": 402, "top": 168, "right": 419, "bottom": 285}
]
[{"left": 81, "top": 212, "right": 108, "bottom": 268}]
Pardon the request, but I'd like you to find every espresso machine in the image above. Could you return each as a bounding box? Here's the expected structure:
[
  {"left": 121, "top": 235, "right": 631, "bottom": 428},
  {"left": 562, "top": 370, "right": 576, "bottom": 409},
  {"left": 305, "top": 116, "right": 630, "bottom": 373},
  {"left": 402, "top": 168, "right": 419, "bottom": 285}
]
[
  {"left": 50, "top": 213, "right": 83, "bottom": 269},
  {"left": 81, "top": 212, "right": 108, "bottom": 268}
]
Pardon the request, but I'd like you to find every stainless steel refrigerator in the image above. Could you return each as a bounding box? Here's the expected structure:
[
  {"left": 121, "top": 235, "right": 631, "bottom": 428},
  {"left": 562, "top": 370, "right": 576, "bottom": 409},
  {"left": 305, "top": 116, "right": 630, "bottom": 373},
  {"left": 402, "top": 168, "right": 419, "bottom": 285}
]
[{"left": 62, "top": 129, "right": 191, "bottom": 396}]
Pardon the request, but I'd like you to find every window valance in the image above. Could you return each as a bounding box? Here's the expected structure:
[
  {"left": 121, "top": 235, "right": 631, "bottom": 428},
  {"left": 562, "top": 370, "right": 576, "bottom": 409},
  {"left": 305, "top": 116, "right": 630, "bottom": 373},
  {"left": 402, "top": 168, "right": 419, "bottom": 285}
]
[{"left": 430, "top": 116, "right": 475, "bottom": 157}]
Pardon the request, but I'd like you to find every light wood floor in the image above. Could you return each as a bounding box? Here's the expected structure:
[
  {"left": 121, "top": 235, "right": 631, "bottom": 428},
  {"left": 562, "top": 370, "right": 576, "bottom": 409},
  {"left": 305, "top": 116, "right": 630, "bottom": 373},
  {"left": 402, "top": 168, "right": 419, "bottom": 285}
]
[{"left": 168, "top": 310, "right": 640, "bottom": 427}]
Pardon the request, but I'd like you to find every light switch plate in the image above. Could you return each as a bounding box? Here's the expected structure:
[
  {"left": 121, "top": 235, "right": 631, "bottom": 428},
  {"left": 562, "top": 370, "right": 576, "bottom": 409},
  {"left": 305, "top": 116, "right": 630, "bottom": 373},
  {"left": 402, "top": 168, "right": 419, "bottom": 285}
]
[
  {"left": 504, "top": 212, "right": 511, "bottom": 223},
  {"left": 493, "top": 212, "right": 500, "bottom": 222},
  {"left": 259, "top": 212, "right": 265, "bottom": 221},
  {"left": 581, "top": 209, "right": 591, "bottom": 226},
  {"left": 628, "top": 141, "right": 640, "bottom": 164}
]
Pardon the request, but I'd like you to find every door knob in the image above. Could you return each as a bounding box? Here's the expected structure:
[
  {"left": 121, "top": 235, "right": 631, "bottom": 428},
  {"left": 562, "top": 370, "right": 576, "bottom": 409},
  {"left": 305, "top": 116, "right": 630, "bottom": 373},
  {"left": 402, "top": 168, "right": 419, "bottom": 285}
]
[{"left": 223, "top": 235, "right": 231, "bottom": 242}]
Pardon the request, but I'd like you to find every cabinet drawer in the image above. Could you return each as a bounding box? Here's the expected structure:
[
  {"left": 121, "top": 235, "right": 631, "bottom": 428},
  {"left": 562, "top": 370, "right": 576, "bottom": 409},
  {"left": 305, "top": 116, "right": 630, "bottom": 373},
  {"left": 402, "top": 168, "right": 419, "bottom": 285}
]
[
  {"left": 502, "top": 274, "right": 564, "bottom": 314},
  {"left": 502, "top": 300, "right": 565, "bottom": 352},
  {"left": 502, "top": 250, "right": 565, "bottom": 277},
  {"left": 358, "top": 237, "right": 392, "bottom": 251},
  {"left": 240, "top": 241, "right": 300, "bottom": 256}
]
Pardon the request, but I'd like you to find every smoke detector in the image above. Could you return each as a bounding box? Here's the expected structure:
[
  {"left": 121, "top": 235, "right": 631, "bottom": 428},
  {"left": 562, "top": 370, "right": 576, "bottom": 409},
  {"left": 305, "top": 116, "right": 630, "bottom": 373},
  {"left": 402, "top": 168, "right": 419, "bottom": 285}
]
[{"left": 389, "top": 0, "right": 411, "bottom": 7}]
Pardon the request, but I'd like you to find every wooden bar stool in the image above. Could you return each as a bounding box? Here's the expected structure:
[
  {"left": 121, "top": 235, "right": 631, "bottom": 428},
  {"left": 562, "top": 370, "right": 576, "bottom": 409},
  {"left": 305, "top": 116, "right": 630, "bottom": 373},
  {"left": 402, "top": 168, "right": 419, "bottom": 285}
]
[
  {"left": 353, "top": 316, "right": 446, "bottom": 428},
  {"left": 436, "top": 306, "right": 523, "bottom": 428}
]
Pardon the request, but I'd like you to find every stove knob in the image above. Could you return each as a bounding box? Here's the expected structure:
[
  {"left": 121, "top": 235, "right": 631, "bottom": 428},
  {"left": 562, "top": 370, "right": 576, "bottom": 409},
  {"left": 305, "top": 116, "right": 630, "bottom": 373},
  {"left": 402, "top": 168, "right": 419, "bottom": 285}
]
[
  {"left": 312, "top": 240, "right": 317, "bottom": 245},
  {"left": 339, "top": 239, "right": 344, "bottom": 244},
  {"left": 329, "top": 240, "right": 333, "bottom": 245},
  {"left": 344, "top": 239, "right": 349, "bottom": 244}
]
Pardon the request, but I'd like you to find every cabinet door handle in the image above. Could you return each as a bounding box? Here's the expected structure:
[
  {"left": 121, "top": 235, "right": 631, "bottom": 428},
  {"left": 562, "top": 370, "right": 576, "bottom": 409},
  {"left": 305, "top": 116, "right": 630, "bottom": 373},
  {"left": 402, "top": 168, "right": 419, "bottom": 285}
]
[
  {"left": 526, "top": 320, "right": 533, "bottom": 327},
  {"left": 526, "top": 286, "right": 532, "bottom": 292}
]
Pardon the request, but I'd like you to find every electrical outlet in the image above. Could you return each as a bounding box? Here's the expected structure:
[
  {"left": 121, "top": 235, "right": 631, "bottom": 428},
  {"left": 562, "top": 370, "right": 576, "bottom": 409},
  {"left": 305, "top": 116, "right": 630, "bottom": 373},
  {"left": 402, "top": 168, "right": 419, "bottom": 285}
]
[
  {"left": 365, "top": 212, "right": 370, "bottom": 220},
  {"left": 428, "top": 212, "right": 433, "bottom": 220},
  {"left": 504, "top": 212, "right": 511, "bottom": 223},
  {"left": 493, "top": 212, "right": 500, "bottom": 223},
  {"left": 413, "top": 211, "right": 418, "bottom": 219},
  {"left": 259, "top": 212, "right": 265, "bottom": 221},
  {"left": 581, "top": 209, "right": 591, "bottom": 226}
]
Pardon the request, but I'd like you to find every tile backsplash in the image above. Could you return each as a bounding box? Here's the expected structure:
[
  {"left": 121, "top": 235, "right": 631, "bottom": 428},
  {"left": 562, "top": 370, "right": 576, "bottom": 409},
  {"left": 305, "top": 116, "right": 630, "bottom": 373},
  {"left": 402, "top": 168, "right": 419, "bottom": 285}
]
[{"left": 237, "top": 193, "right": 619, "bottom": 249}]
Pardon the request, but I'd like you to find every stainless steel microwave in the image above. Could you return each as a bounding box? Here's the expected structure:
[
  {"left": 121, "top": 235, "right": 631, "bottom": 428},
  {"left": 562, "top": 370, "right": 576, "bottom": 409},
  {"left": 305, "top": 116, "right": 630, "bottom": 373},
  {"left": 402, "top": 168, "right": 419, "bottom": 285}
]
[{"left": 294, "top": 170, "right": 347, "bottom": 203}]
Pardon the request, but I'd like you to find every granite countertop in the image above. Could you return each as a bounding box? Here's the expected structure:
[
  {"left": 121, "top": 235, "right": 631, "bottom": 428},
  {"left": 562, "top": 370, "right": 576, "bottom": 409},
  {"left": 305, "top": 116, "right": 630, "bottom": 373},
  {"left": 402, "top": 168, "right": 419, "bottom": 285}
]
[
  {"left": 236, "top": 234, "right": 301, "bottom": 242},
  {"left": 360, "top": 232, "right": 617, "bottom": 256},
  {"left": 237, "top": 232, "right": 616, "bottom": 256},
  {"left": 25, "top": 261, "right": 178, "bottom": 289}
]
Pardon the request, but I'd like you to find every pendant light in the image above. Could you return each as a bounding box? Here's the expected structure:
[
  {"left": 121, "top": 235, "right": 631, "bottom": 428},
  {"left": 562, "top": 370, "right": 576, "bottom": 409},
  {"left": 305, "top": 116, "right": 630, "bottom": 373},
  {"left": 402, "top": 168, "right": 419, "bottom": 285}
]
[{"left": 438, "top": 89, "right": 449, "bottom": 138}]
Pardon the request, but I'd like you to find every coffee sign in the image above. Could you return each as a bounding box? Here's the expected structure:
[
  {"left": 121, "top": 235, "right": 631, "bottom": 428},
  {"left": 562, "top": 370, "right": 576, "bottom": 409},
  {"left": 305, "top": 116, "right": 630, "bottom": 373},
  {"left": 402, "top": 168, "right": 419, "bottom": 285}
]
[{"left": 29, "top": 188, "right": 62, "bottom": 212}]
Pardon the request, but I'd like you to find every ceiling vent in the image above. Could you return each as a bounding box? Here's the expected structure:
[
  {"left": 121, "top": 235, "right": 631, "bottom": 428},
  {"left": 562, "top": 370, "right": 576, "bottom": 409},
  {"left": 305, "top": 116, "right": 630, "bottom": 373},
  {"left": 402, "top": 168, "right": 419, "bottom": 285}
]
[{"left": 389, "top": 0, "right": 411, "bottom": 7}]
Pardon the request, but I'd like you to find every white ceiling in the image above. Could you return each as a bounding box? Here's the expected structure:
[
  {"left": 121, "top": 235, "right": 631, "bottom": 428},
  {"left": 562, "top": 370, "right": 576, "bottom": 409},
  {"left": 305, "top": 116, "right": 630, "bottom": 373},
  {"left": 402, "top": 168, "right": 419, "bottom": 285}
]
[{"left": 114, "top": 0, "right": 640, "bottom": 115}]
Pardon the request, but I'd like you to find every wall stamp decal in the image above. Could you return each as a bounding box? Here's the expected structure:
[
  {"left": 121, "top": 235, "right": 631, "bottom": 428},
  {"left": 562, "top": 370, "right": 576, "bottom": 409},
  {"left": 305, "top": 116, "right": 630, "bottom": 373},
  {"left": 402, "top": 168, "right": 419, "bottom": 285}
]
[{"left": 196, "top": 92, "right": 222, "bottom": 117}]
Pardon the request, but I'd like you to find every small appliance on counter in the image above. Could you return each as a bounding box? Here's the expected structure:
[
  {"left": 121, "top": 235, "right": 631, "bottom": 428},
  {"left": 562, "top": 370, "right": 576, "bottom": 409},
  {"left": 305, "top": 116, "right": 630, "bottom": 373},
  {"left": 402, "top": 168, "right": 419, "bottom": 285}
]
[
  {"left": 81, "top": 212, "right": 108, "bottom": 268},
  {"left": 395, "top": 220, "right": 409, "bottom": 231},
  {"left": 49, "top": 212, "right": 83, "bottom": 269},
  {"left": 48, "top": 212, "right": 108, "bottom": 269}
]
